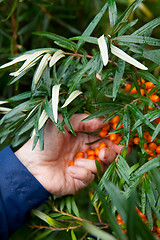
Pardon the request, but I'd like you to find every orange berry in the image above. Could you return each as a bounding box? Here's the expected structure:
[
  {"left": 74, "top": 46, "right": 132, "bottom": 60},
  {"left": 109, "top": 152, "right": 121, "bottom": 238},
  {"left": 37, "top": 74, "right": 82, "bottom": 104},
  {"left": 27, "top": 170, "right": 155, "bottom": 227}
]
[
  {"left": 87, "top": 155, "right": 95, "bottom": 160},
  {"left": 141, "top": 78, "right": 145, "bottom": 84},
  {"left": 110, "top": 133, "right": 118, "bottom": 141},
  {"left": 140, "top": 88, "right": 145, "bottom": 96},
  {"left": 87, "top": 149, "right": 95, "bottom": 156},
  {"left": 114, "top": 136, "right": 122, "bottom": 145},
  {"left": 133, "top": 137, "right": 140, "bottom": 145},
  {"left": 69, "top": 160, "right": 74, "bottom": 166},
  {"left": 145, "top": 82, "right": 154, "bottom": 90},
  {"left": 146, "top": 149, "right": 153, "bottom": 156},
  {"left": 150, "top": 94, "right": 159, "bottom": 103},
  {"left": 76, "top": 151, "right": 84, "bottom": 159},
  {"left": 157, "top": 227, "right": 160, "bottom": 234},
  {"left": 149, "top": 142, "right": 157, "bottom": 151},
  {"left": 130, "top": 87, "right": 137, "bottom": 94},
  {"left": 96, "top": 157, "right": 100, "bottom": 161},
  {"left": 153, "top": 117, "right": 160, "bottom": 124},
  {"left": 117, "top": 214, "right": 122, "bottom": 221},
  {"left": 110, "top": 115, "right": 120, "bottom": 124},
  {"left": 95, "top": 147, "right": 100, "bottom": 156},
  {"left": 98, "top": 142, "right": 107, "bottom": 150},
  {"left": 148, "top": 106, "right": 154, "bottom": 110},
  {"left": 112, "top": 123, "right": 117, "bottom": 130},
  {"left": 125, "top": 83, "right": 131, "bottom": 92},
  {"left": 156, "top": 146, "right": 160, "bottom": 154},
  {"left": 144, "top": 143, "right": 148, "bottom": 149},
  {"left": 99, "top": 130, "right": 108, "bottom": 137},
  {"left": 102, "top": 124, "right": 110, "bottom": 131}
]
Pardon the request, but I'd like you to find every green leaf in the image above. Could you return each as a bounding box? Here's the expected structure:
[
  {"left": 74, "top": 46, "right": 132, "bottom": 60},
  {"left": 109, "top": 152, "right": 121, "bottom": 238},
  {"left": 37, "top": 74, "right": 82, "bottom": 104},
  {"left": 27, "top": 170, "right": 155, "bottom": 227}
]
[
  {"left": 57, "top": 56, "right": 74, "bottom": 82},
  {"left": 71, "top": 197, "right": 80, "bottom": 217},
  {"left": 151, "top": 121, "right": 160, "bottom": 141},
  {"left": 118, "top": 19, "right": 138, "bottom": 36},
  {"left": 92, "top": 183, "right": 127, "bottom": 240},
  {"left": 0, "top": 99, "right": 41, "bottom": 124},
  {"left": 83, "top": 222, "right": 117, "bottom": 240},
  {"left": 32, "top": 209, "right": 65, "bottom": 228},
  {"left": 33, "top": 32, "right": 76, "bottom": 51},
  {"left": 123, "top": 108, "right": 130, "bottom": 147},
  {"left": 69, "top": 36, "right": 97, "bottom": 44},
  {"left": 76, "top": 2, "right": 108, "bottom": 50},
  {"left": 137, "top": 70, "right": 159, "bottom": 85},
  {"left": 126, "top": 189, "right": 137, "bottom": 240},
  {"left": 92, "top": 161, "right": 116, "bottom": 202},
  {"left": 131, "top": 156, "right": 160, "bottom": 180},
  {"left": 114, "top": 35, "right": 160, "bottom": 46},
  {"left": 71, "top": 230, "right": 77, "bottom": 240},
  {"left": 128, "top": 104, "right": 155, "bottom": 131},
  {"left": 132, "top": 16, "right": 160, "bottom": 36},
  {"left": 108, "top": 0, "right": 117, "bottom": 28},
  {"left": 95, "top": 160, "right": 101, "bottom": 181},
  {"left": 111, "top": 0, "right": 143, "bottom": 35},
  {"left": 113, "top": 59, "right": 125, "bottom": 101},
  {"left": 43, "top": 99, "right": 65, "bottom": 133},
  {"left": 62, "top": 108, "right": 76, "bottom": 136},
  {"left": 39, "top": 124, "right": 45, "bottom": 151},
  {"left": 103, "top": 181, "right": 128, "bottom": 222},
  {"left": 66, "top": 195, "right": 72, "bottom": 214}
]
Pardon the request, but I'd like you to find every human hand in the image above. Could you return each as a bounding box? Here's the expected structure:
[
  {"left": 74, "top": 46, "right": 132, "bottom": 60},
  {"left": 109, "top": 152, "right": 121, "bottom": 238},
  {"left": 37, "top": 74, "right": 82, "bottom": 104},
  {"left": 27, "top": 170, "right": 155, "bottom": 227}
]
[{"left": 15, "top": 114, "right": 124, "bottom": 196}]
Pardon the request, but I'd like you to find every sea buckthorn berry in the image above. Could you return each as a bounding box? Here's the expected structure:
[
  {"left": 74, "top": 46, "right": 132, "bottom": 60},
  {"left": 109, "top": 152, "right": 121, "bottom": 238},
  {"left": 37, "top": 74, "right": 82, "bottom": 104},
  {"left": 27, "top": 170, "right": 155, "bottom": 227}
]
[
  {"left": 156, "top": 146, "right": 160, "bottom": 154},
  {"left": 76, "top": 151, "right": 84, "bottom": 159},
  {"left": 141, "top": 78, "right": 145, "bottom": 84},
  {"left": 149, "top": 142, "right": 157, "bottom": 151},
  {"left": 133, "top": 137, "right": 140, "bottom": 145},
  {"left": 69, "top": 160, "right": 74, "bottom": 166},
  {"left": 148, "top": 106, "right": 154, "bottom": 110},
  {"left": 140, "top": 88, "right": 145, "bottom": 96},
  {"left": 95, "top": 147, "right": 100, "bottom": 156},
  {"left": 98, "top": 142, "right": 107, "bottom": 150},
  {"left": 157, "top": 227, "right": 160, "bottom": 234},
  {"left": 112, "top": 123, "right": 117, "bottom": 130},
  {"left": 102, "top": 124, "right": 110, "bottom": 131},
  {"left": 150, "top": 94, "right": 159, "bottom": 103},
  {"left": 114, "top": 136, "right": 122, "bottom": 145},
  {"left": 99, "top": 130, "right": 108, "bottom": 137},
  {"left": 153, "top": 117, "right": 160, "bottom": 124},
  {"left": 87, "top": 149, "right": 95, "bottom": 156},
  {"left": 96, "top": 157, "right": 100, "bottom": 161},
  {"left": 109, "top": 133, "right": 118, "bottom": 141},
  {"left": 117, "top": 214, "right": 122, "bottom": 221},
  {"left": 110, "top": 115, "right": 120, "bottom": 124},
  {"left": 130, "top": 87, "right": 137, "bottom": 94},
  {"left": 146, "top": 149, "right": 153, "bottom": 156},
  {"left": 87, "top": 155, "right": 95, "bottom": 160},
  {"left": 144, "top": 143, "right": 148, "bottom": 149},
  {"left": 125, "top": 83, "right": 131, "bottom": 92},
  {"left": 145, "top": 81, "right": 154, "bottom": 90}
]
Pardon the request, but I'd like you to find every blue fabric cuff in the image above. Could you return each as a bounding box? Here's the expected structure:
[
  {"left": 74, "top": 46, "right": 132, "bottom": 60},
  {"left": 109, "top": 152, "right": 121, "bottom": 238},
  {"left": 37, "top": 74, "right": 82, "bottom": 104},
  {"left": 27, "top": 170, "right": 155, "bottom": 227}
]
[{"left": 0, "top": 146, "right": 50, "bottom": 235}]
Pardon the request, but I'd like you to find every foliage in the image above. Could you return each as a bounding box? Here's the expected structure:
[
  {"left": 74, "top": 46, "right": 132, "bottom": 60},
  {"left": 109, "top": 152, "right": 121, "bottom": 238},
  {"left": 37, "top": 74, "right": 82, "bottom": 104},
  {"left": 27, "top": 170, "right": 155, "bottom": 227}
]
[{"left": 0, "top": 0, "right": 160, "bottom": 239}]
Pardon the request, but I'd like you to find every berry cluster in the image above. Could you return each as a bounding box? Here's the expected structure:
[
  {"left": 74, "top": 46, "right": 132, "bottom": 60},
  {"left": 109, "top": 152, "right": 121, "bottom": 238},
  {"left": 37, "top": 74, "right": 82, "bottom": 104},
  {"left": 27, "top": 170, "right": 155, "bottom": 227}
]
[{"left": 68, "top": 142, "right": 107, "bottom": 166}]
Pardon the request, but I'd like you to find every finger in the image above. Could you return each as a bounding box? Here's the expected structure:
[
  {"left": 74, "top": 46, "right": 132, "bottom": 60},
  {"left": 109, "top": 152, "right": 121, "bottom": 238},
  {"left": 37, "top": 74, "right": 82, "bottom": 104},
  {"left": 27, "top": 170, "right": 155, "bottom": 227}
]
[
  {"left": 74, "top": 158, "right": 106, "bottom": 175},
  {"left": 98, "top": 148, "right": 117, "bottom": 165},
  {"left": 69, "top": 166, "right": 95, "bottom": 186},
  {"left": 69, "top": 114, "right": 106, "bottom": 133}
]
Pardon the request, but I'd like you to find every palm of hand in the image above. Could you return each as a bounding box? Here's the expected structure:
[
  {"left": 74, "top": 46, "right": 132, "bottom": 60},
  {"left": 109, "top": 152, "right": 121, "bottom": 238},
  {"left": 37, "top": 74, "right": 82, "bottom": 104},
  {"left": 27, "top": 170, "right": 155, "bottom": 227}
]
[{"left": 30, "top": 121, "right": 93, "bottom": 196}]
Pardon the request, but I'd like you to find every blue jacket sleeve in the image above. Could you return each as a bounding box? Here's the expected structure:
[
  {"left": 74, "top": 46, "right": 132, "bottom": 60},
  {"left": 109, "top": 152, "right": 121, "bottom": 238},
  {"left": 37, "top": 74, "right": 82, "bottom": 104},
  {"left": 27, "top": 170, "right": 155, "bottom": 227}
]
[{"left": 0, "top": 146, "right": 50, "bottom": 240}]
